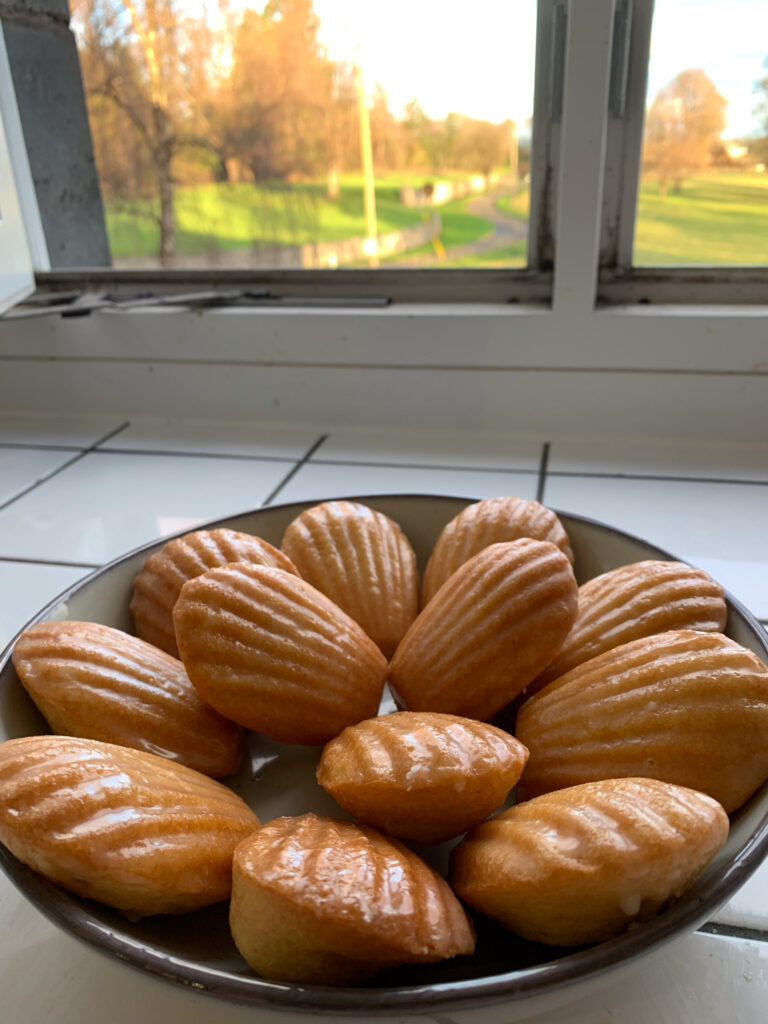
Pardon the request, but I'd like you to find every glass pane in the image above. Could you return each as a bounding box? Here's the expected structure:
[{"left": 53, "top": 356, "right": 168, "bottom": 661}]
[
  {"left": 634, "top": 0, "right": 768, "bottom": 265},
  {"left": 71, "top": 0, "right": 536, "bottom": 271}
]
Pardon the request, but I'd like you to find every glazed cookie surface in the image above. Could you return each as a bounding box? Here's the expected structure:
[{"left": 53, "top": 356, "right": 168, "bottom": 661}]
[
  {"left": 389, "top": 539, "right": 578, "bottom": 721},
  {"left": 450, "top": 777, "right": 729, "bottom": 947},
  {"left": 281, "top": 500, "right": 419, "bottom": 657},
  {"left": 316, "top": 711, "right": 529, "bottom": 843},
  {"left": 130, "top": 527, "right": 299, "bottom": 657},
  {"left": 0, "top": 735, "right": 259, "bottom": 917},
  {"left": 12, "top": 620, "right": 242, "bottom": 777},
  {"left": 173, "top": 563, "right": 388, "bottom": 745},
  {"left": 229, "top": 813, "right": 475, "bottom": 984},
  {"left": 516, "top": 629, "right": 768, "bottom": 812},
  {"left": 421, "top": 497, "right": 573, "bottom": 608}
]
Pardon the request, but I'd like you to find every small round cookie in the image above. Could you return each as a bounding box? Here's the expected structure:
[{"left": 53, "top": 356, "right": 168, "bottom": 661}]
[
  {"left": 527, "top": 559, "right": 727, "bottom": 696},
  {"left": 421, "top": 496, "right": 574, "bottom": 608},
  {"left": 450, "top": 777, "right": 729, "bottom": 947},
  {"left": 130, "top": 527, "right": 299, "bottom": 657},
  {"left": 229, "top": 813, "right": 475, "bottom": 984},
  {"left": 0, "top": 735, "right": 259, "bottom": 917},
  {"left": 389, "top": 539, "right": 578, "bottom": 721},
  {"left": 515, "top": 629, "right": 768, "bottom": 812},
  {"left": 173, "top": 563, "right": 388, "bottom": 745},
  {"left": 316, "top": 712, "right": 529, "bottom": 843},
  {"left": 12, "top": 620, "right": 243, "bottom": 778},
  {"left": 281, "top": 500, "right": 419, "bottom": 657}
]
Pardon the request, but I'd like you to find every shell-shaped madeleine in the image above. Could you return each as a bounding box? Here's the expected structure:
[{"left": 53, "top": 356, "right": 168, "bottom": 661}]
[
  {"left": 280, "top": 500, "right": 418, "bottom": 658},
  {"left": 130, "top": 528, "right": 299, "bottom": 657},
  {"left": 527, "top": 560, "right": 727, "bottom": 695},
  {"left": 317, "top": 712, "right": 529, "bottom": 843},
  {"left": 229, "top": 813, "right": 475, "bottom": 984},
  {"left": 11, "top": 621, "right": 242, "bottom": 778},
  {"left": 173, "top": 564, "right": 388, "bottom": 745},
  {"left": 421, "top": 497, "right": 574, "bottom": 608},
  {"left": 389, "top": 539, "right": 578, "bottom": 722},
  {"left": 0, "top": 735, "right": 259, "bottom": 917},
  {"left": 449, "top": 777, "right": 729, "bottom": 947},
  {"left": 516, "top": 629, "right": 768, "bottom": 812}
]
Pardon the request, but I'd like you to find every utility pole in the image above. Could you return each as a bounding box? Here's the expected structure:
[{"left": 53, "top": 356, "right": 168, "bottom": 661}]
[{"left": 356, "top": 62, "right": 378, "bottom": 266}]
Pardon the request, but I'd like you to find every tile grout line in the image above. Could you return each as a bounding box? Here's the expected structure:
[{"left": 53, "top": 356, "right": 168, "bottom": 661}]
[
  {"left": 0, "top": 421, "right": 131, "bottom": 515},
  {"left": 546, "top": 469, "right": 768, "bottom": 488},
  {"left": 260, "top": 434, "right": 329, "bottom": 507},
  {"left": 0, "top": 555, "right": 101, "bottom": 570},
  {"left": 699, "top": 921, "right": 768, "bottom": 944},
  {"left": 85, "top": 447, "right": 309, "bottom": 465},
  {"left": 536, "top": 442, "right": 550, "bottom": 504},
  {"left": 310, "top": 457, "right": 539, "bottom": 475}
]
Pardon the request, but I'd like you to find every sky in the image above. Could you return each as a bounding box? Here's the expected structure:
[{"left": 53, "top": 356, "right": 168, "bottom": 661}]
[{"left": 310, "top": 0, "right": 768, "bottom": 139}]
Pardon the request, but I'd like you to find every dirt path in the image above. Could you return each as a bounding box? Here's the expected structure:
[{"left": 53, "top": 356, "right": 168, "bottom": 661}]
[{"left": 448, "top": 189, "right": 528, "bottom": 258}]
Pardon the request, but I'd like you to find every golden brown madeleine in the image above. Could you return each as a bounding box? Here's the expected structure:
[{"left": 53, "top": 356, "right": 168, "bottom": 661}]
[
  {"left": 316, "top": 712, "right": 529, "bottom": 843},
  {"left": 389, "top": 539, "right": 578, "bottom": 721},
  {"left": 11, "top": 620, "right": 242, "bottom": 778},
  {"left": 0, "top": 735, "right": 259, "bottom": 917},
  {"left": 173, "top": 563, "right": 388, "bottom": 745},
  {"left": 449, "top": 777, "right": 728, "bottom": 947},
  {"left": 280, "top": 500, "right": 418, "bottom": 658},
  {"left": 421, "top": 496, "right": 573, "bottom": 608},
  {"left": 229, "top": 813, "right": 475, "bottom": 984},
  {"left": 516, "top": 629, "right": 768, "bottom": 812},
  {"left": 528, "top": 560, "right": 727, "bottom": 695},
  {"left": 130, "top": 527, "right": 299, "bottom": 657}
]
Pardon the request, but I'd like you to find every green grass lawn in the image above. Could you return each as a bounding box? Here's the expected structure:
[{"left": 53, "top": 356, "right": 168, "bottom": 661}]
[
  {"left": 634, "top": 171, "right": 768, "bottom": 265},
  {"left": 107, "top": 170, "right": 766, "bottom": 267},
  {"left": 106, "top": 180, "right": 428, "bottom": 259}
]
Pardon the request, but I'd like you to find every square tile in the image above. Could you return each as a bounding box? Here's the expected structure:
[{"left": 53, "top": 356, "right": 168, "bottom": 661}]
[
  {"left": 0, "top": 413, "right": 126, "bottom": 449},
  {"left": 317, "top": 427, "right": 543, "bottom": 470},
  {"left": 0, "top": 561, "right": 90, "bottom": 650},
  {"left": 98, "top": 417, "right": 323, "bottom": 459},
  {"left": 0, "top": 452, "right": 296, "bottom": 564},
  {"left": 274, "top": 462, "right": 540, "bottom": 506},
  {"left": 0, "top": 449, "right": 78, "bottom": 506},
  {"left": 548, "top": 437, "right": 768, "bottom": 482},
  {"left": 543, "top": 475, "right": 768, "bottom": 618}
]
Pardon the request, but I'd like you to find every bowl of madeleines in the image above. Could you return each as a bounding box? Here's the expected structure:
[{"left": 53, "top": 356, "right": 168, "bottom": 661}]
[{"left": 1, "top": 493, "right": 768, "bottom": 1022}]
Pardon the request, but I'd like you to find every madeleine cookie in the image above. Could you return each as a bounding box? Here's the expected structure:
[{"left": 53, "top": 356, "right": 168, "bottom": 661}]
[
  {"left": 12, "top": 620, "right": 242, "bottom": 777},
  {"left": 0, "top": 735, "right": 259, "bottom": 917},
  {"left": 173, "top": 563, "right": 388, "bottom": 745},
  {"left": 229, "top": 813, "right": 475, "bottom": 983},
  {"left": 421, "top": 497, "right": 573, "bottom": 608},
  {"left": 528, "top": 560, "right": 727, "bottom": 695},
  {"left": 281, "top": 501, "right": 419, "bottom": 657},
  {"left": 130, "top": 528, "right": 299, "bottom": 657},
  {"left": 516, "top": 629, "right": 768, "bottom": 812},
  {"left": 450, "top": 777, "right": 728, "bottom": 947},
  {"left": 316, "top": 712, "right": 528, "bottom": 843},
  {"left": 389, "top": 539, "right": 578, "bottom": 721}
]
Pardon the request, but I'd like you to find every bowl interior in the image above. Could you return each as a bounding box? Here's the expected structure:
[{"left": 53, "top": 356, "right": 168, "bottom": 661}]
[{"left": 1, "top": 494, "right": 768, "bottom": 1015}]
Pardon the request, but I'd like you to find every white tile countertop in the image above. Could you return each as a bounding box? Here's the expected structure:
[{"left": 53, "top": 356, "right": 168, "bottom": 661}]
[{"left": 1, "top": 413, "right": 767, "bottom": 1023}]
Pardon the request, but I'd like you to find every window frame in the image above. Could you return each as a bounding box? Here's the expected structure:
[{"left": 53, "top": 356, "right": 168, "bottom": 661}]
[{"left": 4, "top": 0, "right": 768, "bottom": 390}]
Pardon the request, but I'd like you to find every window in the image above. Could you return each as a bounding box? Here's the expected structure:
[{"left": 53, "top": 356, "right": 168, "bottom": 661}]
[
  {"left": 0, "top": 24, "right": 36, "bottom": 313},
  {"left": 69, "top": 0, "right": 541, "bottom": 287}
]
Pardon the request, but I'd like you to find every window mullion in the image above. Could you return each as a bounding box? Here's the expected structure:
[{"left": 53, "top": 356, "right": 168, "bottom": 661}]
[{"left": 552, "top": 0, "right": 616, "bottom": 314}]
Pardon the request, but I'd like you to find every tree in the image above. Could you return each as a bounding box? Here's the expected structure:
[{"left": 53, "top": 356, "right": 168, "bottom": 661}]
[
  {"left": 74, "top": 0, "right": 212, "bottom": 264},
  {"left": 643, "top": 69, "right": 727, "bottom": 195},
  {"left": 225, "top": 0, "right": 331, "bottom": 182}
]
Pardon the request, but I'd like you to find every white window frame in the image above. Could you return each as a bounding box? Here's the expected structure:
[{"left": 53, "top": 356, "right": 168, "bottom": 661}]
[{"left": 2, "top": 0, "right": 767, "bottom": 404}]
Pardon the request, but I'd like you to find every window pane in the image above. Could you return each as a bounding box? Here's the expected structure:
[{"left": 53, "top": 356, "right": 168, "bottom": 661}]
[
  {"left": 634, "top": 0, "right": 768, "bottom": 265},
  {"left": 72, "top": 0, "right": 536, "bottom": 272}
]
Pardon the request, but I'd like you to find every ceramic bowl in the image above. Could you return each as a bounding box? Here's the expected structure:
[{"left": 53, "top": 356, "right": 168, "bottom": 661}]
[{"left": 1, "top": 494, "right": 767, "bottom": 1023}]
